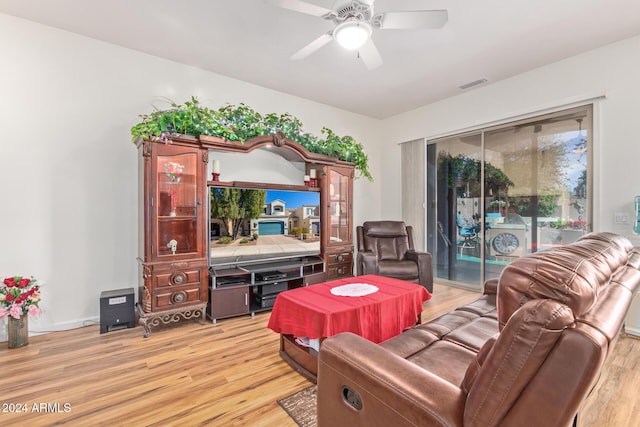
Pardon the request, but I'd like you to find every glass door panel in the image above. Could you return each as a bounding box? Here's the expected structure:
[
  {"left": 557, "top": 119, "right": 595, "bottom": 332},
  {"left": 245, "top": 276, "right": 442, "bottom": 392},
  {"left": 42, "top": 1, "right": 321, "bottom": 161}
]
[
  {"left": 431, "top": 133, "right": 483, "bottom": 289},
  {"left": 329, "top": 168, "right": 350, "bottom": 243},
  {"left": 484, "top": 108, "right": 591, "bottom": 280},
  {"left": 156, "top": 152, "right": 198, "bottom": 256},
  {"left": 426, "top": 106, "right": 591, "bottom": 288}
]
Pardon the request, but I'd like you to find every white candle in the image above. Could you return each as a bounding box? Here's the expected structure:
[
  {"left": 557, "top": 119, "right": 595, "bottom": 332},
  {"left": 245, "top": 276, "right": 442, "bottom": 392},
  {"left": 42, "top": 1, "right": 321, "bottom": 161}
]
[
  {"left": 212, "top": 159, "right": 220, "bottom": 174},
  {"left": 309, "top": 169, "right": 316, "bottom": 178},
  {"left": 304, "top": 175, "right": 310, "bottom": 182}
]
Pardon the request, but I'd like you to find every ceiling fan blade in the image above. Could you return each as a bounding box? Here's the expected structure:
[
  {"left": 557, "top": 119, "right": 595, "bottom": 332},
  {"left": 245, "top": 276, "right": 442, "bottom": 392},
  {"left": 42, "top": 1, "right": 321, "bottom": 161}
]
[
  {"left": 358, "top": 38, "right": 383, "bottom": 70},
  {"left": 291, "top": 32, "right": 333, "bottom": 60},
  {"left": 377, "top": 10, "right": 448, "bottom": 29},
  {"left": 265, "top": 0, "right": 334, "bottom": 18}
]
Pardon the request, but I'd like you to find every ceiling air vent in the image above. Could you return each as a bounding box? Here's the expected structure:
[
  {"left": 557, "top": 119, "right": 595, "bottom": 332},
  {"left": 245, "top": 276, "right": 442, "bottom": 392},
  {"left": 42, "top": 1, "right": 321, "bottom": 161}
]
[{"left": 459, "top": 78, "right": 488, "bottom": 90}]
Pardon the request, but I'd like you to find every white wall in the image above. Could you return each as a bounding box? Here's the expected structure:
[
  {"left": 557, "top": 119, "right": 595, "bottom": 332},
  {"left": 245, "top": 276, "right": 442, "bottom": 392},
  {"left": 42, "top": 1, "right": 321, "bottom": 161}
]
[
  {"left": 0, "top": 13, "right": 383, "bottom": 339},
  {"left": 382, "top": 35, "right": 640, "bottom": 232},
  {"left": 381, "top": 34, "right": 640, "bottom": 333}
]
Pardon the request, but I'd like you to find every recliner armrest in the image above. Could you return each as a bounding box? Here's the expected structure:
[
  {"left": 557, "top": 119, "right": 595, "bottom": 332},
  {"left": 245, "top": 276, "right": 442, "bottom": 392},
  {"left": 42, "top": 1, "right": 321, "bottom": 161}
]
[
  {"left": 406, "top": 250, "right": 433, "bottom": 293},
  {"left": 357, "top": 251, "right": 378, "bottom": 276},
  {"left": 483, "top": 278, "right": 498, "bottom": 295},
  {"left": 318, "top": 332, "right": 465, "bottom": 427}
]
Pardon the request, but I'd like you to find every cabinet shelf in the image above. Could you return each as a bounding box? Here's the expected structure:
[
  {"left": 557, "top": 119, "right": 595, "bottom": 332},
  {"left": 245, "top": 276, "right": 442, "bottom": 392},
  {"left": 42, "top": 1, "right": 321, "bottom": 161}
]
[
  {"left": 158, "top": 215, "right": 197, "bottom": 220},
  {"left": 208, "top": 255, "right": 325, "bottom": 323}
]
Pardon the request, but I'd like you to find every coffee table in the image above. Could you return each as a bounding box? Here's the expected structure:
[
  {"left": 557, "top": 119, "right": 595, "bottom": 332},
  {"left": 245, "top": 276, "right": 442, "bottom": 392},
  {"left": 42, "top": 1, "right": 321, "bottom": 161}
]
[{"left": 267, "top": 274, "right": 431, "bottom": 382}]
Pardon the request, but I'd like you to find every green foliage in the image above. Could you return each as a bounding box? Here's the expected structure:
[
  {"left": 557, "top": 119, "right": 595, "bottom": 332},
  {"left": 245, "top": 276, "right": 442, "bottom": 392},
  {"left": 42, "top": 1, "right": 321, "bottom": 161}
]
[
  {"left": 438, "top": 152, "right": 513, "bottom": 195},
  {"left": 131, "top": 97, "right": 372, "bottom": 180},
  {"left": 217, "top": 236, "right": 233, "bottom": 244},
  {"left": 290, "top": 227, "right": 308, "bottom": 236},
  {"left": 573, "top": 170, "right": 587, "bottom": 199},
  {"left": 510, "top": 194, "right": 559, "bottom": 217}
]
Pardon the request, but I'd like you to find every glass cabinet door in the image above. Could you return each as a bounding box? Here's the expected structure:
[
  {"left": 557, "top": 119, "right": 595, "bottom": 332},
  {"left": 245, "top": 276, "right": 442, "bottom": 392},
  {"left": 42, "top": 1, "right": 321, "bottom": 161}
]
[
  {"left": 328, "top": 167, "right": 351, "bottom": 244},
  {"left": 156, "top": 152, "right": 198, "bottom": 256}
]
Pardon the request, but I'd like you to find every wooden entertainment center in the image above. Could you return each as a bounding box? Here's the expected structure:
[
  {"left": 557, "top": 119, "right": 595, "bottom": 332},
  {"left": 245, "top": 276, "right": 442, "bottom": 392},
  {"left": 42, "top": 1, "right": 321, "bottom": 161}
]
[{"left": 135, "top": 133, "right": 354, "bottom": 335}]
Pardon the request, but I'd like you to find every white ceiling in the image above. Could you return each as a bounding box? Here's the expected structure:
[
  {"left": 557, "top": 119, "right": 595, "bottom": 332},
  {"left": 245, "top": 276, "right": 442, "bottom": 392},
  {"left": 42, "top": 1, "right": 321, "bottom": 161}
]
[{"left": 2, "top": 0, "right": 640, "bottom": 119}]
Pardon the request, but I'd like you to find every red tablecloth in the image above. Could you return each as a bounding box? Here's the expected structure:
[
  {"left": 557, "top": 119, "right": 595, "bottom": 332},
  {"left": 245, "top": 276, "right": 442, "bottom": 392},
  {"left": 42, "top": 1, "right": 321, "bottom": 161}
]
[{"left": 267, "top": 275, "right": 431, "bottom": 343}]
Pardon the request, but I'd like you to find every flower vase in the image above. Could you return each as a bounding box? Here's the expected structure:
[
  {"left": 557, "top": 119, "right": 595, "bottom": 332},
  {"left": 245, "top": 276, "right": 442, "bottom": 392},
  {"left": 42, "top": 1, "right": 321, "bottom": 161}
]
[
  {"left": 8, "top": 315, "right": 29, "bottom": 348},
  {"left": 169, "top": 190, "right": 177, "bottom": 217}
]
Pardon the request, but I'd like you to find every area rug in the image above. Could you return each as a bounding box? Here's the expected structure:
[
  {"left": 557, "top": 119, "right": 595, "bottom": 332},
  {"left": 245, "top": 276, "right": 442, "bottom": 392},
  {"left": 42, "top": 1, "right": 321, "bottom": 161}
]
[{"left": 277, "top": 385, "right": 317, "bottom": 427}]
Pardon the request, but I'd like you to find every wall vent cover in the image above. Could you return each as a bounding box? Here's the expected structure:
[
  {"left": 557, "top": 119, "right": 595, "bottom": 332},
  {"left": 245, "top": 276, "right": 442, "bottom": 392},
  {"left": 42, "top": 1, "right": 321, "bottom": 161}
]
[{"left": 459, "top": 78, "right": 488, "bottom": 90}]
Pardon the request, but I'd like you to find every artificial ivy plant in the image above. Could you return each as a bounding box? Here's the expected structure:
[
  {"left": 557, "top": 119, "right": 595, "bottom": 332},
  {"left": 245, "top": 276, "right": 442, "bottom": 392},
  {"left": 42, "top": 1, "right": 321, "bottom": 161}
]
[{"left": 131, "top": 97, "right": 372, "bottom": 180}]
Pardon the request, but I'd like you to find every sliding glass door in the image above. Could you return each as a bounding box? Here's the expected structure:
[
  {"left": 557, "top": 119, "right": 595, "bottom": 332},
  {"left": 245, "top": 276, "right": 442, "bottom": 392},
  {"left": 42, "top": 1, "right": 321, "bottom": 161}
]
[{"left": 427, "top": 106, "right": 592, "bottom": 289}]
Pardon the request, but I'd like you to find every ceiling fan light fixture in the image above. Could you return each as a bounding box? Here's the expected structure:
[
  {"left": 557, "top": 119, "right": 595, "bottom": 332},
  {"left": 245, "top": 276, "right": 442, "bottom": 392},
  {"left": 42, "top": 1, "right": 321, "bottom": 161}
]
[{"left": 333, "top": 20, "right": 372, "bottom": 50}]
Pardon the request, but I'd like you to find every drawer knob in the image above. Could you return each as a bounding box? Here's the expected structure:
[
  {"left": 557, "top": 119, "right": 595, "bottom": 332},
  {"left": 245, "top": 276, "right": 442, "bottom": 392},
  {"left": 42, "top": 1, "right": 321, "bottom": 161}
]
[
  {"left": 337, "top": 255, "right": 344, "bottom": 262},
  {"left": 337, "top": 268, "right": 344, "bottom": 275},
  {"left": 171, "top": 272, "right": 186, "bottom": 285},
  {"left": 171, "top": 291, "right": 186, "bottom": 304}
]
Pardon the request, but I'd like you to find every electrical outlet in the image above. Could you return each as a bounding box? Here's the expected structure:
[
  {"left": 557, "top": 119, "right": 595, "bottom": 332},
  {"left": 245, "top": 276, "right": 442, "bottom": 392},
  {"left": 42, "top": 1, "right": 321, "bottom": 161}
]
[{"left": 614, "top": 213, "right": 629, "bottom": 224}]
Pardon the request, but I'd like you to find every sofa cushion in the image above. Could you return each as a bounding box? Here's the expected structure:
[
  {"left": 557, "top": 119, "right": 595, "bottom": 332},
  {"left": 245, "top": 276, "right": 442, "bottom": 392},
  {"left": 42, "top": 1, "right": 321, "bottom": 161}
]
[
  {"left": 463, "top": 299, "right": 576, "bottom": 426},
  {"left": 444, "top": 317, "right": 499, "bottom": 352},
  {"left": 455, "top": 294, "right": 497, "bottom": 318},
  {"left": 378, "top": 260, "right": 418, "bottom": 278},
  {"left": 417, "top": 310, "right": 479, "bottom": 339},
  {"left": 497, "top": 232, "right": 632, "bottom": 329},
  {"left": 406, "top": 340, "right": 478, "bottom": 386},
  {"left": 461, "top": 336, "right": 497, "bottom": 395},
  {"left": 380, "top": 327, "right": 440, "bottom": 358},
  {"left": 376, "top": 237, "right": 410, "bottom": 261},
  {"left": 363, "top": 220, "right": 409, "bottom": 237},
  {"left": 380, "top": 332, "right": 478, "bottom": 386}
]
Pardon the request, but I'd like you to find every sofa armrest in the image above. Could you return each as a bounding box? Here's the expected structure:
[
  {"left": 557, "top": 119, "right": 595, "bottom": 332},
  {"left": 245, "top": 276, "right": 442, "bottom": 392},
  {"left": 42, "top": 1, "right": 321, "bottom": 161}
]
[
  {"left": 406, "top": 250, "right": 434, "bottom": 293},
  {"left": 483, "top": 278, "right": 498, "bottom": 295},
  {"left": 318, "top": 332, "right": 465, "bottom": 427},
  {"left": 357, "top": 251, "right": 378, "bottom": 276}
]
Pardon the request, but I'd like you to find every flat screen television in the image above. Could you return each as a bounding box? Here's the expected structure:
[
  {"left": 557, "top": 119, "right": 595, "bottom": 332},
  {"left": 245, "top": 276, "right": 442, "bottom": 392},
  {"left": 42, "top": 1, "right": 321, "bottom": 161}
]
[{"left": 209, "top": 187, "right": 321, "bottom": 266}]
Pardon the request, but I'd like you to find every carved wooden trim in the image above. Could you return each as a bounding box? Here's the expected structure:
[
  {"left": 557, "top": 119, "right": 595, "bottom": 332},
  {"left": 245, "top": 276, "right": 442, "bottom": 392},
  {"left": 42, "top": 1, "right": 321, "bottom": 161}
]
[
  {"left": 142, "top": 264, "right": 153, "bottom": 280},
  {"left": 199, "top": 134, "right": 342, "bottom": 165},
  {"left": 273, "top": 132, "right": 287, "bottom": 147},
  {"left": 142, "top": 140, "right": 153, "bottom": 157}
]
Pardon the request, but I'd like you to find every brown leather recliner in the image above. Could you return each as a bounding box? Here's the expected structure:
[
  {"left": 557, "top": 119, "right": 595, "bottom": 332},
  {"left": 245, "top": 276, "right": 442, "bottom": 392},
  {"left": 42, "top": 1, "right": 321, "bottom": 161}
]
[
  {"left": 318, "top": 232, "right": 640, "bottom": 427},
  {"left": 357, "top": 221, "right": 433, "bottom": 293}
]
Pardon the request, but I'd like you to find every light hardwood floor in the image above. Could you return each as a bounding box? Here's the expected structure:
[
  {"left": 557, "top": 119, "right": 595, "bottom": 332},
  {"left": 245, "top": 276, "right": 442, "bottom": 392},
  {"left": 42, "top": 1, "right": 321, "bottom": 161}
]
[{"left": 0, "top": 284, "right": 638, "bottom": 426}]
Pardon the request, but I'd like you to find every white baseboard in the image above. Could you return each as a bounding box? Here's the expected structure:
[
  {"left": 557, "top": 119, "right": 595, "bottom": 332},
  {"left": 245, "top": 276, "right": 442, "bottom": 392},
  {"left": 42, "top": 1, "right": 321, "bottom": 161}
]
[
  {"left": 0, "top": 316, "right": 100, "bottom": 342},
  {"left": 624, "top": 325, "right": 640, "bottom": 337}
]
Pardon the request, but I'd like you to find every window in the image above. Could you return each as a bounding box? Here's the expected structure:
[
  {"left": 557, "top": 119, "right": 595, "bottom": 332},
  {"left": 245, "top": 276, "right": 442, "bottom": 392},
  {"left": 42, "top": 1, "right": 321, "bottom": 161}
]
[{"left": 426, "top": 106, "right": 592, "bottom": 289}]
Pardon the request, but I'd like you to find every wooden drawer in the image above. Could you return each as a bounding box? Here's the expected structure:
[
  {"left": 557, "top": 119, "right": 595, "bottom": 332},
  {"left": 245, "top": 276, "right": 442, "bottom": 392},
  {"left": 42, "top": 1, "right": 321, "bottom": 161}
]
[
  {"left": 154, "top": 284, "right": 203, "bottom": 309},
  {"left": 142, "top": 260, "right": 208, "bottom": 311},
  {"left": 153, "top": 268, "right": 202, "bottom": 289},
  {"left": 326, "top": 252, "right": 353, "bottom": 265},
  {"left": 326, "top": 262, "right": 353, "bottom": 279}
]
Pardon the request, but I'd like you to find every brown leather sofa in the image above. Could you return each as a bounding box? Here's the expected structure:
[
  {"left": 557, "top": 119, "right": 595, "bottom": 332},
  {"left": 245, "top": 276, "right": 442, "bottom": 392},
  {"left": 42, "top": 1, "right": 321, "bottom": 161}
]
[
  {"left": 318, "top": 232, "right": 640, "bottom": 426},
  {"left": 357, "top": 221, "right": 433, "bottom": 293}
]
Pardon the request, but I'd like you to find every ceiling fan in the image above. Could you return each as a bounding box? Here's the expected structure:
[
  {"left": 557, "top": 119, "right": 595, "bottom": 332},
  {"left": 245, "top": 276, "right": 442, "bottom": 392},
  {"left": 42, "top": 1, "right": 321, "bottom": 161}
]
[{"left": 266, "top": 0, "right": 448, "bottom": 69}]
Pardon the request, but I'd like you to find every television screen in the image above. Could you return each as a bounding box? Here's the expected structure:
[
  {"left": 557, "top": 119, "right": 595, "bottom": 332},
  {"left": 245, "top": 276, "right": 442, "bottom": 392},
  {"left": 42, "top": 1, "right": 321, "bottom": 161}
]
[{"left": 209, "top": 187, "right": 321, "bottom": 265}]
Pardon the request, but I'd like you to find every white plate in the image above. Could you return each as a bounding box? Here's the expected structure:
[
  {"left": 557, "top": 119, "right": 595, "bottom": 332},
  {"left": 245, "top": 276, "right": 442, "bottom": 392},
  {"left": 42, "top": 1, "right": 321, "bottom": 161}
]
[{"left": 330, "top": 283, "right": 379, "bottom": 297}]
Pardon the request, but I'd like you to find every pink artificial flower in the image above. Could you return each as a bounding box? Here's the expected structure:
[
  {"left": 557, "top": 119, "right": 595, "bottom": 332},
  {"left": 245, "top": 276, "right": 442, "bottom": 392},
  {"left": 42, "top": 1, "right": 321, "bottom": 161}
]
[
  {"left": 0, "top": 307, "right": 7, "bottom": 319},
  {"left": 9, "top": 304, "right": 22, "bottom": 319},
  {"left": 27, "top": 305, "right": 41, "bottom": 317}
]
